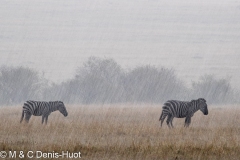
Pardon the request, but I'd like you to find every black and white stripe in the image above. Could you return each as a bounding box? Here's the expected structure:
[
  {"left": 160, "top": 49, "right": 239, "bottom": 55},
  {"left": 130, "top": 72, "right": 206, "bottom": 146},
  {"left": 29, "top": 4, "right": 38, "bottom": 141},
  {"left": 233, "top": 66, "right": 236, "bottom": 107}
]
[
  {"left": 159, "top": 98, "right": 208, "bottom": 128},
  {"left": 20, "top": 101, "right": 68, "bottom": 124}
]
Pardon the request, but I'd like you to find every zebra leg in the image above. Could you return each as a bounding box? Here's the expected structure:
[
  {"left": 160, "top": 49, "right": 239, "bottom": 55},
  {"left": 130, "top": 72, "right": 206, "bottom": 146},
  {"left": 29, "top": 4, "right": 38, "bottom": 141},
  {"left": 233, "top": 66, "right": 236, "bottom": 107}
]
[
  {"left": 20, "top": 110, "right": 24, "bottom": 123},
  {"left": 170, "top": 117, "right": 174, "bottom": 128},
  {"left": 45, "top": 116, "right": 48, "bottom": 124},
  {"left": 42, "top": 116, "right": 45, "bottom": 124},
  {"left": 184, "top": 117, "right": 188, "bottom": 127},
  {"left": 166, "top": 115, "right": 173, "bottom": 128},
  {"left": 160, "top": 114, "right": 167, "bottom": 127},
  {"left": 187, "top": 117, "right": 192, "bottom": 127},
  {"left": 184, "top": 117, "right": 191, "bottom": 127},
  {"left": 25, "top": 113, "right": 32, "bottom": 123}
]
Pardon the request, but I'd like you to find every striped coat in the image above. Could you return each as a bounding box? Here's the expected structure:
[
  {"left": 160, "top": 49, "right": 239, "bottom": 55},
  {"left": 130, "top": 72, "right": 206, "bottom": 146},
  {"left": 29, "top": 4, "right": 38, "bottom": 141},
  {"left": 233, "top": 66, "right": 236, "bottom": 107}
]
[
  {"left": 20, "top": 101, "right": 68, "bottom": 124},
  {"left": 159, "top": 98, "right": 208, "bottom": 128}
]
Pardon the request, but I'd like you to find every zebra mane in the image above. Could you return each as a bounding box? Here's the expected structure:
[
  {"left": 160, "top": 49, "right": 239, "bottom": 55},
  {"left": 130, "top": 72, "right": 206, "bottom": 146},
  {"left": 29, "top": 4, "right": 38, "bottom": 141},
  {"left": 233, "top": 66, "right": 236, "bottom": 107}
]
[
  {"left": 190, "top": 99, "right": 197, "bottom": 104},
  {"left": 191, "top": 98, "right": 206, "bottom": 103},
  {"left": 48, "top": 101, "right": 63, "bottom": 107},
  {"left": 198, "top": 98, "right": 206, "bottom": 102},
  {"left": 49, "top": 101, "right": 63, "bottom": 103}
]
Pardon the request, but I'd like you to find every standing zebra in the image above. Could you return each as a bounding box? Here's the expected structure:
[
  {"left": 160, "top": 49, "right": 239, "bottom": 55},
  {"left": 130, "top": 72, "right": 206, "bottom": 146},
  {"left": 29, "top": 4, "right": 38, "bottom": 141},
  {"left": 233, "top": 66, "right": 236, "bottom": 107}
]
[
  {"left": 20, "top": 101, "right": 68, "bottom": 124},
  {"left": 159, "top": 98, "right": 208, "bottom": 128}
]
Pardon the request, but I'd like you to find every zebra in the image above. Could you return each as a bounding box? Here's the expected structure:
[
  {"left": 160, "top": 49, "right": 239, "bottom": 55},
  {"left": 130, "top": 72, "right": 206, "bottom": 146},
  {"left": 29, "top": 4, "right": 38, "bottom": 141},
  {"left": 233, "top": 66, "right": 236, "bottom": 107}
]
[
  {"left": 159, "top": 98, "right": 208, "bottom": 128},
  {"left": 20, "top": 101, "right": 68, "bottom": 124}
]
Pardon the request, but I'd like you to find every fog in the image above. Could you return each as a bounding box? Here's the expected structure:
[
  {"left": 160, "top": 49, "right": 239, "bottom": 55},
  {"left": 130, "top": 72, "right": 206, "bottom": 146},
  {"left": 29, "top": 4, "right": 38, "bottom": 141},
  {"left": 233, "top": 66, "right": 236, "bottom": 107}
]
[
  {"left": 0, "top": 57, "right": 238, "bottom": 105},
  {"left": 0, "top": 0, "right": 239, "bottom": 104}
]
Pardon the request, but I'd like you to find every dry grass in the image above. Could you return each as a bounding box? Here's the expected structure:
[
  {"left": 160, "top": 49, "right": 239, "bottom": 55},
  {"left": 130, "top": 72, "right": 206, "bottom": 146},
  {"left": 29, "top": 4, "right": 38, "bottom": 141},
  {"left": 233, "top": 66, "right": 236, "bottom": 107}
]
[{"left": 0, "top": 104, "right": 240, "bottom": 160}]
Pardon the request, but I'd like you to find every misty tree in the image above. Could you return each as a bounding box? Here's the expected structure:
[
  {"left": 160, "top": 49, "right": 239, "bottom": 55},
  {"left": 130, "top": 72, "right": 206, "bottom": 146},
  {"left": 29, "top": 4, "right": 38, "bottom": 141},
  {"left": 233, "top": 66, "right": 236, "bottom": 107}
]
[
  {"left": 0, "top": 66, "right": 45, "bottom": 105},
  {"left": 123, "top": 65, "right": 188, "bottom": 103},
  {"left": 42, "top": 82, "right": 70, "bottom": 102},
  {"left": 191, "top": 75, "right": 235, "bottom": 104},
  {"left": 69, "top": 57, "right": 125, "bottom": 104},
  {"left": 1, "top": 58, "right": 239, "bottom": 105},
  {"left": 42, "top": 59, "right": 190, "bottom": 104}
]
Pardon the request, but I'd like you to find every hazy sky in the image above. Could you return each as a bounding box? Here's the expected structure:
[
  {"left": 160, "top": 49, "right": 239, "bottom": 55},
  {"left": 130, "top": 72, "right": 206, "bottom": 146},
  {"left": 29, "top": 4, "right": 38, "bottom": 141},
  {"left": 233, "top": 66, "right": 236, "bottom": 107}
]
[{"left": 0, "top": 0, "right": 240, "bottom": 88}]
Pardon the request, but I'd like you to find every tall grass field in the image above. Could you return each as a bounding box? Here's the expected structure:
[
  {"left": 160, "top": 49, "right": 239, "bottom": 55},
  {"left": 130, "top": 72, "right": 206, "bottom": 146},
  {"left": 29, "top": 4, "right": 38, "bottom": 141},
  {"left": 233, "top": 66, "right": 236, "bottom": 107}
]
[{"left": 0, "top": 104, "right": 240, "bottom": 159}]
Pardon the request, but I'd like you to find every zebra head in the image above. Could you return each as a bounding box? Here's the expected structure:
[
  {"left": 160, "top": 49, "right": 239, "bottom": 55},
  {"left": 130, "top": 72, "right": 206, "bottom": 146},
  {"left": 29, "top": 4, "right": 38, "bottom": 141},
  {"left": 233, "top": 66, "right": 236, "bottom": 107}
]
[
  {"left": 57, "top": 101, "right": 68, "bottom": 117},
  {"left": 197, "top": 98, "right": 208, "bottom": 115}
]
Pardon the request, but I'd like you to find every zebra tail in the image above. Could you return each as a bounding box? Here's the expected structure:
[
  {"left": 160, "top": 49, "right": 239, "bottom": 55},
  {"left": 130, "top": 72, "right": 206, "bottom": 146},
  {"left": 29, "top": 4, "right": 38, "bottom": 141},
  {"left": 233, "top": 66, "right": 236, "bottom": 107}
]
[{"left": 20, "top": 110, "right": 24, "bottom": 123}]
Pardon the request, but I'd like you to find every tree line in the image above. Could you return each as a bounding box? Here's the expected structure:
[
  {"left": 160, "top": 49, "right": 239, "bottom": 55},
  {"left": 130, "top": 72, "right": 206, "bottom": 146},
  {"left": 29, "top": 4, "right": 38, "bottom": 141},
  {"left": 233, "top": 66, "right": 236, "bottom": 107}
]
[{"left": 0, "top": 57, "right": 238, "bottom": 105}]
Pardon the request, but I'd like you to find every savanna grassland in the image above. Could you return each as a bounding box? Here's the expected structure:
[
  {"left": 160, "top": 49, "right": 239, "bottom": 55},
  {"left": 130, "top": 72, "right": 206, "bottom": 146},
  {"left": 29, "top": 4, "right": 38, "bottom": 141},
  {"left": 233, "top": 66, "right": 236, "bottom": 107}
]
[{"left": 0, "top": 104, "right": 240, "bottom": 160}]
